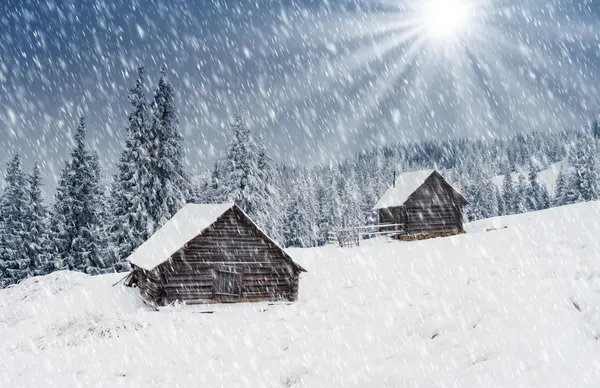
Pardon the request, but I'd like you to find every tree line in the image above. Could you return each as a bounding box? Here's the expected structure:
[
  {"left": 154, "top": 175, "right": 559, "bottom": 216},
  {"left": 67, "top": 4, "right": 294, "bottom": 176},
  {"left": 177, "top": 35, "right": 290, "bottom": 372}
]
[
  {"left": 2, "top": 66, "right": 600, "bottom": 287},
  {"left": 0, "top": 66, "right": 283, "bottom": 287}
]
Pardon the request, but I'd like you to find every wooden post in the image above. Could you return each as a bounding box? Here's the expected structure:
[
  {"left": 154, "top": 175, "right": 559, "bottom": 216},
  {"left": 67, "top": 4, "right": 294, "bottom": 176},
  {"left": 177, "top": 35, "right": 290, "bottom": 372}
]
[{"left": 393, "top": 171, "right": 396, "bottom": 187}]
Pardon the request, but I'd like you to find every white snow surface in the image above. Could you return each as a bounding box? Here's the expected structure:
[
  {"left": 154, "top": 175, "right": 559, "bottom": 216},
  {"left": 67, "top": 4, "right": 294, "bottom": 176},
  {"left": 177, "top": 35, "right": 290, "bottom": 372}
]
[
  {"left": 373, "top": 169, "right": 435, "bottom": 209},
  {"left": 127, "top": 202, "right": 234, "bottom": 270},
  {"left": 3, "top": 202, "right": 600, "bottom": 387},
  {"left": 493, "top": 161, "right": 563, "bottom": 195}
]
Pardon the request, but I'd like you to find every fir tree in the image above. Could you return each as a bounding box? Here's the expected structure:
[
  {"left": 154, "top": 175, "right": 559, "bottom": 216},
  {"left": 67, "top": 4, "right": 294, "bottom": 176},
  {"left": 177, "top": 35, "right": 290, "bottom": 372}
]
[
  {"left": 339, "top": 168, "right": 364, "bottom": 227},
  {"left": 496, "top": 185, "right": 505, "bottom": 217},
  {"left": 51, "top": 117, "right": 106, "bottom": 274},
  {"left": 221, "top": 112, "right": 257, "bottom": 209},
  {"left": 252, "top": 134, "right": 284, "bottom": 243},
  {"left": 538, "top": 184, "right": 550, "bottom": 210},
  {"left": 24, "top": 163, "right": 51, "bottom": 276},
  {"left": 109, "top": 66, "right": 155, "bottom": 269},
  {"left": 283, "top": 194, "right": 305, "bottom": 248},
  {"left": 553, "top": 168, "right": 568, "bottom": 206},
  {"left": 316, "top": 168, "right": 342, "bottom": 245},
  {"left": 501, "top": 173, "right": 515, "bottom": 215},
  {"left": 208, "top": 160, "right": 225, "bottom": 202},
  {"left": 149, "top": 68, "right": 191, "bottom": 227},
  {"left": 526, "top": 162, "right": 542, "bottom": 211},
  {"left": 563, "top": 135, "right": 597, "bottom": 204},
  {"left": 514, "top": 173, "right": 529, "bottom": 213},
  {"left": 0, "top": 155, "right": 30, "bottom": 287}
]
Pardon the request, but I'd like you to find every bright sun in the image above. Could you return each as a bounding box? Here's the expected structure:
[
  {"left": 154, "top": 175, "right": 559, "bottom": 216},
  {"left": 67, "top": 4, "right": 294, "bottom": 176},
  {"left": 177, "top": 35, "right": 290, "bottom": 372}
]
[{"left": 418, "top": 0, "right": 475, "bottom": 42}]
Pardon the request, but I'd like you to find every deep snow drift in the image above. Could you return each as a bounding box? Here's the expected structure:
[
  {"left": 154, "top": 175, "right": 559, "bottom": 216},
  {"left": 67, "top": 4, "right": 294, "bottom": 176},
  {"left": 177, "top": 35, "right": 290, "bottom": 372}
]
[{"left": 2, "top": 202, "right": 600, "bottom": 387}]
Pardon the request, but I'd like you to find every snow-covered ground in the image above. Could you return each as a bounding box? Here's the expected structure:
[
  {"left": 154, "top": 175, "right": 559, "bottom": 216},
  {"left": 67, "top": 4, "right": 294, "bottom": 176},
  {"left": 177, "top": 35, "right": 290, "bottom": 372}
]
[
  {"left": 493, "top": 161, "right": 563, "bottom": 194},
  {"left": 2, "top": 202, "right": 600, "bottom": 387}
]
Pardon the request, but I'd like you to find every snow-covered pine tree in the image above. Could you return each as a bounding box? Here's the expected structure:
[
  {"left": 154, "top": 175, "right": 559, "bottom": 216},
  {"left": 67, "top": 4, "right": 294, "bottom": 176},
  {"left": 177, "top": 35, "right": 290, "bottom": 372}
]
[
  {"left": 316, "top": 167, "right": 342, "bottom": 245},
  {"left": 339, "top": 167, "right": 364, "bottom": 228},
  {"left": 283, "top": 193, "right": 306, "bottom": 248},
  {"left": 538, "top": 184, "right": 550, "bottom": 210},
  {"left": 88, "top": 151, "right": 111, "bottom": 273},
  {"left": 108, "top": 66, "right": 156, "bottom": 269},
  {"left": 252, "top": 134, "right": 284, "bottom": 243},
  {"left": 526, "top": 162, "right": 542, "bottom": 211},
  {"left": 464, "top": 166, "right": 497, "bottom": 221},
  {"left": 496, "top": 185, "right": 505, "bottom": 217},
  {"left": 514, "top": 173, "right": 529, "bottom": 213},
  {"left": 24, "top": 163, "right": 52, "bottom": 277},
  {"left": 563, "top": 135, "right": 598, "bottom": 204},
  {"left": 221, "top": 112, "right": 257, "bottom": 208},
  {"left": 0, "top": 155, "right": 30, "bottom": 287},
  {"left": 149, "top": 68, "right": 191, "bottom": 227},
  {"left": 577, "top": 136, "right": 598, "bottom": 202},
  {"left": 483, "top": 173, "right": 499, "bottom": 218},
  {"left": 51, "top": 117, "right": 106, "bottom": 274},
  {"left": 220, "top": 113, "right": 283, "bottom": 237},
  {"left": 208, "top": 160, "right": 225, "bottom": 202},
  {"left": 500, "top": 171, "right": 514, "bottom": 216},
  {"left": 553, "top": 168, "right": 568, "bottom": 206}
]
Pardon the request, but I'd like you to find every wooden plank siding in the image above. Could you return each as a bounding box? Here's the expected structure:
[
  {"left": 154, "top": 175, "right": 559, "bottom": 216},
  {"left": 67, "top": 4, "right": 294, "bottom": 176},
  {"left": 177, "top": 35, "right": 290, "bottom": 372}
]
[
  {"left": 131, "top": 206, "right": 303, "bottom": 306},
  {"left": 378, "top": 171, "right": 467, "bottom": 235}
]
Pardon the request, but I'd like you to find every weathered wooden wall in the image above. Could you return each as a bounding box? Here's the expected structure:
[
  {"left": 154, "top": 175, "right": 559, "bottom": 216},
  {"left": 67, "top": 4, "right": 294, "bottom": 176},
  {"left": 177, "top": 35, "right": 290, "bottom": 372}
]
[{"left": 133, "top": 206, "right": 303, "bottom": 306}]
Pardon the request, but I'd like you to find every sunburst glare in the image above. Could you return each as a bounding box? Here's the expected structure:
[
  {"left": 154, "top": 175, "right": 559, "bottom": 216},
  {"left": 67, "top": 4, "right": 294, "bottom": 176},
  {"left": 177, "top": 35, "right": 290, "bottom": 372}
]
[
  {"left": 415, "top": 0, "right": 480, "bottom": 43},
  {"left": 266, "top": 0, "right": 600, "bottom": 146}
]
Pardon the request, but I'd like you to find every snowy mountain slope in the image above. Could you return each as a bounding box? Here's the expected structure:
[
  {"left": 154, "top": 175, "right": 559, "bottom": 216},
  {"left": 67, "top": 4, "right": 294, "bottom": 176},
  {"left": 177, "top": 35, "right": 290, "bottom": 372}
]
[
  {"left": 2, "top": 202, "right": 600, "bottom": 387},
  {"left": 493, "top": 161, "right": 563, "bottom": 195}
]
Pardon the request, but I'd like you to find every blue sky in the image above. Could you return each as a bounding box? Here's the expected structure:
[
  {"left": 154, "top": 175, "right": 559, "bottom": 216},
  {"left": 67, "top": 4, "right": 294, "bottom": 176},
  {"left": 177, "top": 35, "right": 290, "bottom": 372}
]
[{"left": 1, "top": 0, "right": 600, "bottom": 192}]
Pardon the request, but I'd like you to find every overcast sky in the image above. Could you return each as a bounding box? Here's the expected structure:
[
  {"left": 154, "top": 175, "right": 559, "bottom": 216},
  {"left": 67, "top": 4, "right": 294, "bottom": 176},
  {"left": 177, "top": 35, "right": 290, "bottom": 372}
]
[{"left": 1, "top": 0, "right": 600, "bottom": 194}]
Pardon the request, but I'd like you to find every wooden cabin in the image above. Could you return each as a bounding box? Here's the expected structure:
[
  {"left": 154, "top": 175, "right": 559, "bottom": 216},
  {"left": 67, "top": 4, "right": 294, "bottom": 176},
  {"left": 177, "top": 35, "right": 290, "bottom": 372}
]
[
  {"left": 373, "top": 169, "right": 469, "bottom": 235},
  {"left": 125, "top": 203, "right": 306, "bottom": 306}
]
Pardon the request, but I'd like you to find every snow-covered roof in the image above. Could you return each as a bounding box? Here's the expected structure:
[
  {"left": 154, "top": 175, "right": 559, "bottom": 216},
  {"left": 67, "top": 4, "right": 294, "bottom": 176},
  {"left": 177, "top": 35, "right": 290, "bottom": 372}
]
[
  {"left": 373, "top": 169, "right": 436, "bottom": 210},
  {"left": 127, "top": 203, "right": 234, "bottom": 271}
]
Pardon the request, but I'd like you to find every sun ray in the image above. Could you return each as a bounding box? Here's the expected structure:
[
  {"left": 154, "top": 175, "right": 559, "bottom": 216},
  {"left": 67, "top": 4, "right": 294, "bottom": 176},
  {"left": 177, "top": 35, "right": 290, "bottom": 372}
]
[
  {"left": 250, "top": 0, "right": 600, "bottom": 141},
  {"left": 274, "top": 25, "right": 423, "bottom": 109},
  {"left": 340, "top": 37, "right": 428, "bottom": 133}
]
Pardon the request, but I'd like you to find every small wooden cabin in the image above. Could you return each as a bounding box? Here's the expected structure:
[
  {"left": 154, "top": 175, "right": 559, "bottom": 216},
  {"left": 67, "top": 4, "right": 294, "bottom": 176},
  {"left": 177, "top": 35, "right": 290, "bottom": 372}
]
[
  {"left": 126, "top": 203, "right": 306, "bottom": 306},
  {"left": 373, "top": 169, "right": 469, "bottom": 235}
]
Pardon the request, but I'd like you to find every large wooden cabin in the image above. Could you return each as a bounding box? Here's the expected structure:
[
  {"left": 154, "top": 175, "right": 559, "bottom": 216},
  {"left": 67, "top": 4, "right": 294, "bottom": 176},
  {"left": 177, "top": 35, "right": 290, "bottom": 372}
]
[
  {"left": 125, "top": 203, "right": 306, "bottom": 306},
  {"left": 374, "top": 169, "right": 469, "bottom": 235}
]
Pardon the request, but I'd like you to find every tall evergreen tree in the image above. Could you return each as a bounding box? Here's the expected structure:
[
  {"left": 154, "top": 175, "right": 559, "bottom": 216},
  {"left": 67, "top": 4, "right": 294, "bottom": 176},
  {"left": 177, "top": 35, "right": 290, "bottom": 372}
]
[
  {"left": 496, "top": 185, "right": 505, "bottom": 217},
  {"left": 514, "top": 173, "right": 529, "bottom": 213},
  {"left": 501, "top": 173, "right": 515, "bottom": 215},
  {"left": 538, "top": 184, "right": 550, "bottom": 210},
  {"left": 553, "top": 168, "right": 568, "bottom": 206},
  {"left": 149, "top": 68, "right": 191, "bottom": 227},
  {"left": 252, "top": 134, "right": 284, "bottom": 243},
  {"left": 316, "top": 167, "right": 342, "bottom": 245},
  {"left": 526, "top": 162, "right": 542, "bottom": 211},
  {"left": 208, "top": 160, "right": 225, "bottom": 202},
  {"left": 221, "top": 112, "right": 257, "bottom": 209},
  {"left": 0, "top": 155, "right": 30, "bottom": 287},
  {"left": 563, "top": 135, "right": 598, "bottom": 204},
  {"left": 109, "top": 66, "right": 155, "bottom": 269},
  {"left": 283, "top": 176, "right": 317, "bottom": 248},
  {"left": 24, "top": 163, "right": 51, "bottom": 276},
  {"left": 339, "top": 168, "right": 364, "bottom": 227},
  {"left": 51, "top": 117, "right": 106, "bottom": 274}
]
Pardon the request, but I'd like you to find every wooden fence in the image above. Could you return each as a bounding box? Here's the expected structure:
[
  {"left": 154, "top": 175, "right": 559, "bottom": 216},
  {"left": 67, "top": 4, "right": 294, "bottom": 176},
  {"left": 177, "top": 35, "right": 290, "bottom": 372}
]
[{"left": 327, "top": 223, "right": 406, "bottom": 247}]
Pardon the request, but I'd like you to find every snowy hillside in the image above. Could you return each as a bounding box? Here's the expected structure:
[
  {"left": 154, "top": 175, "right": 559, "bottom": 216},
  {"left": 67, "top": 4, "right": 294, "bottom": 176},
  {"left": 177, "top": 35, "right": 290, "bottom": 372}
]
[
  {"left": 2, "top": 202, "right": 600, "bottom": 387},
  {"left": 493, "top": 161, "right": 563, "bottom": 195}
]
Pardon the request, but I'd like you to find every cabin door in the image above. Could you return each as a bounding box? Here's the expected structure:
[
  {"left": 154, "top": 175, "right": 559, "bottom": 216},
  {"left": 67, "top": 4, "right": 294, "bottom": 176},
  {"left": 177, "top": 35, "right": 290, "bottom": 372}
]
[{"left": 213, "top": 268, "right": 243, "bottom": 301}]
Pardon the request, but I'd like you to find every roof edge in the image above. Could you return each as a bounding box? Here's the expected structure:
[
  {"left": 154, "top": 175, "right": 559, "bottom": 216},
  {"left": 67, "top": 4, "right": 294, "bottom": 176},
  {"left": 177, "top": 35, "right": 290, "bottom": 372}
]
[
  {"left": 231, "top": 205, "right": 307, "bottom": 273},
  {"left": 127, "top": 202, "right": 235, "bottom": 271}
]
